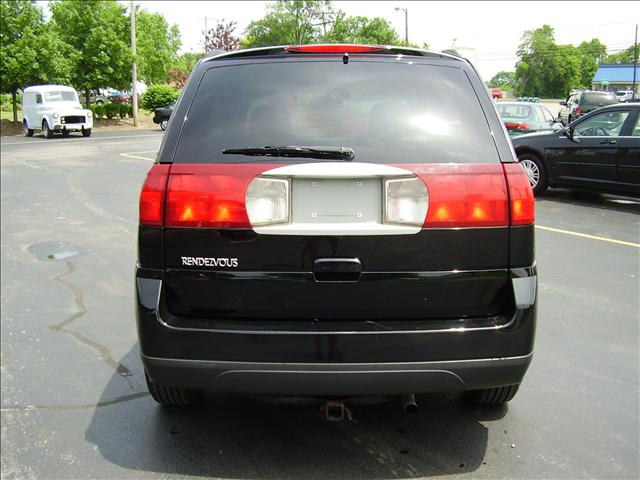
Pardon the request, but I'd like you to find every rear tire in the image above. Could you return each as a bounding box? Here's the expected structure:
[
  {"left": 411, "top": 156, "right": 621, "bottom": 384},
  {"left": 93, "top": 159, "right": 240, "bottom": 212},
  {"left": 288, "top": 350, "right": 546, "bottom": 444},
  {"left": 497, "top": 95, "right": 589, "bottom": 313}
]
[
  {"left": 23, "top": 121, "right": 34, "bottom": 137},
  {"left": 518, "top": 153, "right": 548, "bottom": 195},
  {"left": 62, "top": 130, "right": 70, "bottom": 137},
  {"left": 160, "top": 119, "right": 168, "bottom": 131},
  {"left": 145, "top": 372, "right": 201, "bottom": 406},
  {"left": 42, "top": 120, "right": 54, "bottom": 138},
  {"left": 82, "top": 128, "right": 91, "bottom": 137},
  {"left": 466, "top": 384, "right": 520, "bottom": 405}
]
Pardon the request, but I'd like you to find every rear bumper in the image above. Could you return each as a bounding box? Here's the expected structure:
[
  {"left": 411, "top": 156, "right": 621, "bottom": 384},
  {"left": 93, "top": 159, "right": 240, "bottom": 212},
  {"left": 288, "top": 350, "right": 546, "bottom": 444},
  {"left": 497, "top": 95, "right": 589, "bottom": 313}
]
[
  {"left": 136, "top": 267, "right": 536, "bottom": 395},
  {"left": 142, "top": 353, "right": 532, "bottom": 396}
]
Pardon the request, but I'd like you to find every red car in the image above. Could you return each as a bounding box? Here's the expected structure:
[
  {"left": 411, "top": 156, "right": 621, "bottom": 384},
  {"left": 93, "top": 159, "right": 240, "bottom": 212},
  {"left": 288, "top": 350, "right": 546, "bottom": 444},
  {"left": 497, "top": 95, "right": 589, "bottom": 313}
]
[
  {"left": 490, "top": 88, "right": 504, "bottom": 100},
  {"left": 107, "top": 91, "right": 131, "bottom": 104}
]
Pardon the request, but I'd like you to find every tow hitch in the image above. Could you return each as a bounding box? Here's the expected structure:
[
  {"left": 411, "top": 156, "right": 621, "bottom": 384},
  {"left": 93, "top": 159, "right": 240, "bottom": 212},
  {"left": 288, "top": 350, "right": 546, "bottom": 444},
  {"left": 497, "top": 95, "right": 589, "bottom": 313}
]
[{"left": 324, "top": 400, "right": 353, "bottom": 422}]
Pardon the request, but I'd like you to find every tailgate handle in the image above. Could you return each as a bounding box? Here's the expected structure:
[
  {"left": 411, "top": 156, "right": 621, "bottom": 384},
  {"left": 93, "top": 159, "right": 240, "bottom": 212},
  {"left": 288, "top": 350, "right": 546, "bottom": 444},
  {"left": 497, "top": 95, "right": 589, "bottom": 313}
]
[{"left": 313, "top": 258, "right": 362, "bottom": 282}]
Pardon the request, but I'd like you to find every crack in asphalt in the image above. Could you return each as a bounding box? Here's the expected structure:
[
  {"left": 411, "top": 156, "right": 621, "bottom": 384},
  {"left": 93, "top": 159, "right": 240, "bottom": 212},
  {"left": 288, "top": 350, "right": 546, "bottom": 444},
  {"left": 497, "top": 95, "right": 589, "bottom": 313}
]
[
  {"left": 48, "top": 261, "right": 136, "bottom": 391},
  {"left": 0, "top": 392, "right": 149, "bottom": 412}
]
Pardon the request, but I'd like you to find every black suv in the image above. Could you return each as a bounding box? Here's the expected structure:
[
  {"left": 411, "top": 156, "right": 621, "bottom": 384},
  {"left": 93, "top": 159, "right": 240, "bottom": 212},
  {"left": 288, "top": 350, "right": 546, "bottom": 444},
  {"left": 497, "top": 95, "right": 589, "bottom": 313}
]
[
  {"left": 136, "top": 45, "right": 537, "bottom": 409},
  {"left": 558, "top": 90, "right": 618, "bottom": 125}
]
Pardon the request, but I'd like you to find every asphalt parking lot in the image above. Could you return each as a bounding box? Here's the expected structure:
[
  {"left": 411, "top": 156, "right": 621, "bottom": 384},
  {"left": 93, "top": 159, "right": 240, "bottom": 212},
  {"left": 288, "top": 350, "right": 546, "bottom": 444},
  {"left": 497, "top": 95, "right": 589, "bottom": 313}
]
[{"left": 1, "top": 129, "right": 639, "bottom": 479}]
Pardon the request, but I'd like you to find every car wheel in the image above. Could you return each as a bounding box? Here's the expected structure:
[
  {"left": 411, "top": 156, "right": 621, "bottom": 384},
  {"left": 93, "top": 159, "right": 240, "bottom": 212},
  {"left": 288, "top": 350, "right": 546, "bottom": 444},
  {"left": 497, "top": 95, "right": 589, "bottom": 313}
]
[
  {"left": 465, "top": 384, "right": 520, "bottom": 405},
  {"left": 518, "top": 153, "right": 548, "bottom": 195},
  {"left": 160, "top": 119, "right": 168, "bottom": 131},
  {"left": 23, "top": 121, "right": 34, "bottom": 137},
  {"left": 62, "top": 130, "right": 70, "bottom": 137},
  {"left": 81, "top": 128, "right": 92, "bottom": 137},
  {"left": 145, "top": 371, "right": 201, "bottom": 406},
  {"left": 96, "top": 100, "right": 104, "bottom": 105},
  {"left": 42, "top": 120, "right": 54, "bottom": 139}
]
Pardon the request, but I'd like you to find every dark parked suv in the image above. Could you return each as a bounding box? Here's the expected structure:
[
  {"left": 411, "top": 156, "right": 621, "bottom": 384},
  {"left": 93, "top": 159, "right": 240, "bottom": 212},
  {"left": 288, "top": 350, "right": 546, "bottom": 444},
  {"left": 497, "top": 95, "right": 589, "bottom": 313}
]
[
  {"left": 136, "top": 45, "right": 537, "bottom": 409},
  {"left": 558, "top": 90, "right": 618, "bottom": 125}
]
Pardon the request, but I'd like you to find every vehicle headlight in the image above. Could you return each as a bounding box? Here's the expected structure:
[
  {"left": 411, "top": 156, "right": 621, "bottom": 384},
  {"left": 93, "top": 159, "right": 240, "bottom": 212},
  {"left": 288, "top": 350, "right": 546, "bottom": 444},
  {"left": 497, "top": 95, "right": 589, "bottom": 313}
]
[
  {"left": 87, "top": 111, "right": 92, "bottom": 118},
  {"left": 52, "top": 112, "right": 60, "bottom": 119}
]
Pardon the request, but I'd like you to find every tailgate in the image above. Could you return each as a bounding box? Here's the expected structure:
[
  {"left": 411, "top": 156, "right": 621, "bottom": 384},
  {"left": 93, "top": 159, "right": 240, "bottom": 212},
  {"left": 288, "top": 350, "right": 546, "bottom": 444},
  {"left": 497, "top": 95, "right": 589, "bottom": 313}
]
[{"left": 162, "top": 162, "right": 511, "bottom": 321}]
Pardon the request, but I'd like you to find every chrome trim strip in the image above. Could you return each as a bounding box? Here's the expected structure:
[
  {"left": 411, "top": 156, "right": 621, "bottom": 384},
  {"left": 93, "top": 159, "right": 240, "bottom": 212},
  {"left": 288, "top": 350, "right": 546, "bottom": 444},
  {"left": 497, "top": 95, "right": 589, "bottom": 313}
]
[
  {"left": 143, "top": 352, "right": 534, "bottom": 366},
  {"left": 260, "top": 162, "right": 413, "bottom": 178}
]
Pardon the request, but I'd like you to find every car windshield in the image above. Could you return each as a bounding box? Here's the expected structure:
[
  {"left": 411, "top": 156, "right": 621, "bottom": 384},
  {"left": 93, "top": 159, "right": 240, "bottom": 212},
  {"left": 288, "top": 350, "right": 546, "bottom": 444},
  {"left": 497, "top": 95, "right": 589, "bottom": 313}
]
[
  {"left": 496, "top": 104, "right": 532, "bottom": 120},
  {"left": 175, "top": 60, "right": 499, "bottom": 165},
  {"left": 44, "top": 91, "right": 77, "bottom": 103}
]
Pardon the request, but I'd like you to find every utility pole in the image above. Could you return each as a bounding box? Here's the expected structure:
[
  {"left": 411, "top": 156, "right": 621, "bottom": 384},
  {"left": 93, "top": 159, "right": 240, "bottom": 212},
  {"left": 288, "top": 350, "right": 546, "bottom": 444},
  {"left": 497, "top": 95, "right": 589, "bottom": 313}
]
[
  {"left": 632, "top": 24, "right": 638, "bottom": 102},
  {"left": 204, "top": 16, "right": 208, "bottom": 54},
  {"left": 130, "top": 0, "right": 139, "bottom": 127},
  {"left": 395, "top": 7, "right": 408, "bottom": 46}
]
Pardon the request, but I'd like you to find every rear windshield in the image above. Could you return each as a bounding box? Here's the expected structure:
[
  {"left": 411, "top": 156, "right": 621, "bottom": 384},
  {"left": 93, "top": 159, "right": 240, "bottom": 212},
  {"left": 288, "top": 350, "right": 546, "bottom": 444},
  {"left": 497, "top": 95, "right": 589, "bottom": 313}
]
[
  {"left": 174, "top": 60, "right": 499, "bottom": 164},
  {"left": 496, "top": 104, "right": 532, "bottom": 119},
  {"left": 581, "top": 92, "right": 617, "bottom": 106}
]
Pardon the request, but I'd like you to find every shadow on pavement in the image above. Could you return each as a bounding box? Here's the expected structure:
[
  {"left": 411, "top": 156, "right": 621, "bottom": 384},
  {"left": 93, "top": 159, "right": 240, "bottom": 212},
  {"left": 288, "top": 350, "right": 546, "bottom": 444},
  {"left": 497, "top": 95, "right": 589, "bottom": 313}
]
[
  {"left": 87, "top": 345, "right": 506, "bottom": 479},
  {"left": 537, "top": 188, "right": 640, "bottom": 214}
]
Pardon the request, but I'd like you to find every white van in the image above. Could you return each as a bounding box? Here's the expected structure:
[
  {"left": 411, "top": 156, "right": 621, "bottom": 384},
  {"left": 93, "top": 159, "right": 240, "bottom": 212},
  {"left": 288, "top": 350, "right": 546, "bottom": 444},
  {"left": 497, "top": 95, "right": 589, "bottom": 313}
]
[{"left": 22, "top": 85, "right": 93, "bottom": 138}]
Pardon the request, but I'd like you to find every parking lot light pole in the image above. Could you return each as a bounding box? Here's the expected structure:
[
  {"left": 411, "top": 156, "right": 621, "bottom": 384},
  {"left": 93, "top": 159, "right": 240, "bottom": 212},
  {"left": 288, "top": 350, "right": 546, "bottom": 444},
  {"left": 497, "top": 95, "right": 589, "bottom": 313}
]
[
  {"left": 131, "top": 0, "right": 139, "bottom": 127},
  {"left": 395, "top": 7, "right": 408, "bottom": 46}
]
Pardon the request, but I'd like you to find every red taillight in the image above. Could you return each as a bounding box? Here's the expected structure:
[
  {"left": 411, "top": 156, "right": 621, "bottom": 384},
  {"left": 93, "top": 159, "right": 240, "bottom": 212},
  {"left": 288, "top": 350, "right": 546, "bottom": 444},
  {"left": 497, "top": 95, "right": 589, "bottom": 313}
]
[
  {"left": 505, "top": 122, "right": 530, "bottom": 130},
  {"left": 285, "top": 44, "right": 385, "bottom": 53},
  {"left": 139, "top": 164, "right": 170, "bottom": 226},
  {"left": 503, "top": 163, "right": 535, "bottom": 225},
  {"left": 400, "top": 164, "right": 509, "bottom": 228},
  {"left": 164, "top": 164, "right": 281, "bottom": 228},
  {"left": 575, "top": 107, "right": 581, "bottom": 116}
]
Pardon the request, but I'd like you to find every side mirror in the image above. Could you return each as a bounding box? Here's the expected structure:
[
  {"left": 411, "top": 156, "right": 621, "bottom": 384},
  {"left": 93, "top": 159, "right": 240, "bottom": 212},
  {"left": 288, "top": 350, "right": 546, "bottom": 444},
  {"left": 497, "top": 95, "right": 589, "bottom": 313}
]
[
  {"left": 551, "top": 123, "right": 563, "bottom": 131},
  {"left": 563, "top": 126, "right": 581, "bottom": 143},
  {"left": 559, "top": 101, "right": 567, "bottom": 106}
]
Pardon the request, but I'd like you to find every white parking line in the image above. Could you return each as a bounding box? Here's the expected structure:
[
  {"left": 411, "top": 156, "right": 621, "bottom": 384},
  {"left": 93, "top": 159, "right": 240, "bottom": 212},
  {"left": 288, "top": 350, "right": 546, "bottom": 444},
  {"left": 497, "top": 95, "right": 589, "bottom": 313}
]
[
  {"left": 120, "top": 151, "right": 156, "bottom": 161},
  {"left": 1, "top": 133, "right": 162, "bottom": 146}
]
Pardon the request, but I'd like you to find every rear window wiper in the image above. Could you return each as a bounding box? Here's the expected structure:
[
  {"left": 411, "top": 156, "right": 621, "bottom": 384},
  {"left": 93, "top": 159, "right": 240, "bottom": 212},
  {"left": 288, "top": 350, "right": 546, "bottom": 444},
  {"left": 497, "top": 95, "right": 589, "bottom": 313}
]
[{"left": 222, "top": 145, "right": 355, "bottom": 161}]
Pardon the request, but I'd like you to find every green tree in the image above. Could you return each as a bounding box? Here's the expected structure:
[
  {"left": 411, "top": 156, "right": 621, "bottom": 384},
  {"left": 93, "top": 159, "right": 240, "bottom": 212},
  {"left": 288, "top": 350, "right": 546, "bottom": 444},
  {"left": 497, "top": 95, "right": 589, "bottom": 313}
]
[
  {"left": 605, "top": 44, "right": 637, "bottom": 64},
  {"left": 243, "top": 0, "right": 333, "bottom": 48},
  {"left": 515, "top": 26, "right": 615, "bottom": 96},
  {"left": 578, "top": 38, "right": 607, "bottom": 63},
  {"left": 134, "top": 9, "right": 181, "bottom": 85},
  {"left": 577, "top": 39, "right": 607, "bottom": 87},
  {"left": 324, "top": 12, "right": 401, "bottom": 45},
  {"left": 488, "top": 71, "right": 516, "bottom": 90},
  {"left": 141, "top": 84, "right": 179, "bottom": 111},
  {"left": 50, "top": 0, "right": 132, "bottom": 106},
  {"left": 515, "top": 25, "right": 556, "bottom": 97},
  {"left": 0, "top": 0, "right": 72, "bottom": 121},
  {"left": 544, "top": 44, "right": 581, "bottom": 97}
]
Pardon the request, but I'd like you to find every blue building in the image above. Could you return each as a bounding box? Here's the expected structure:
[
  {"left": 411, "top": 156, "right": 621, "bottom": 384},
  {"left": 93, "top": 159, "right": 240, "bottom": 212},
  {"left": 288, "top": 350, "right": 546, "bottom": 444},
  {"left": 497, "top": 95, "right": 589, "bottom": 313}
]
[{"left": 592, "top": 64, "right": 640, "bottom": 92}]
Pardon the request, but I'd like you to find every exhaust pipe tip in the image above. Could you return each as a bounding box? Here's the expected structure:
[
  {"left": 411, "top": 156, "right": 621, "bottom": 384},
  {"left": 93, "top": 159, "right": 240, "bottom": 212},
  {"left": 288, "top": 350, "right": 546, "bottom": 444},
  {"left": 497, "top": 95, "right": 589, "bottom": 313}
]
[{"left": 402, "top": 394, "right": 418, "bottom": 415}]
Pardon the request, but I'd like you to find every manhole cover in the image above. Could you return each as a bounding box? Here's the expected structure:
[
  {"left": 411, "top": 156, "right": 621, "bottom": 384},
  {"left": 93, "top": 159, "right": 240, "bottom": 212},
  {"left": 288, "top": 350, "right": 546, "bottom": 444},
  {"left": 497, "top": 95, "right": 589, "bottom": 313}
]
[{"left": 28, "top": 241, "right": 86, "bottom": 261}]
